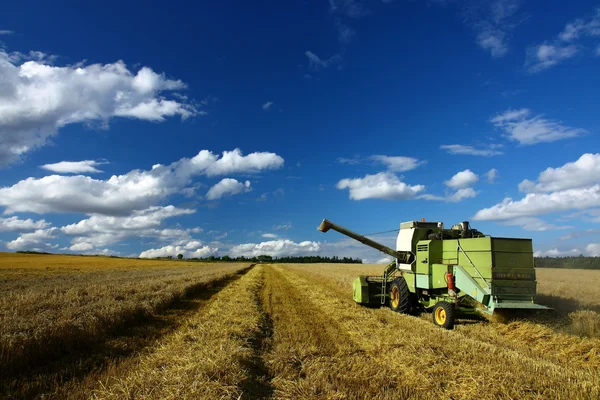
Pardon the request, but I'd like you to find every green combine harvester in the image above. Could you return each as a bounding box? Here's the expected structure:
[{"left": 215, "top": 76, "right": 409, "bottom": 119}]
[{"left": 318, "top": 218, "right": 551, "bottom": 329}]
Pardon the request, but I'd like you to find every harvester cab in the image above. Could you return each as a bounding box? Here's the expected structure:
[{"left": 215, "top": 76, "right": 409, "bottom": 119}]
[{"left": 317, "top": 218, "right": 551, "bottom": 329}]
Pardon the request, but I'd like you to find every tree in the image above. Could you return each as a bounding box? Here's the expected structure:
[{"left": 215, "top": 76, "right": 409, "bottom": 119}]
[{"left": 177, "top": 253, "right": 183, "bottom": 260}]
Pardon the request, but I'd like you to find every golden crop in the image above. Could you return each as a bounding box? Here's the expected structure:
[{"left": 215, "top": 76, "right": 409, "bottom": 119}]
[{"left": 1, "top": 255, "right": 599, "bottom": 399}]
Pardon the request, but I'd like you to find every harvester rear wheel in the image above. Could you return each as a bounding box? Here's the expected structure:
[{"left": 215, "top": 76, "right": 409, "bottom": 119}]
[
  {"left": 432, "top": 301, "right": 455, "bottom": 330},
  {"left": 388, "top": 277, "right": 412, "bottom": 314}
]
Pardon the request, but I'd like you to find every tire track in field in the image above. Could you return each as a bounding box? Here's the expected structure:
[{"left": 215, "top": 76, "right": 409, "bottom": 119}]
[
  {"left": 280, "top": 265, "right": 600, "bottom": 400},
  {"left": 18, "top": 264, "right": 257, "bottom": 400},
  {"left": 261, "top": 266, "right": 418, "bottom": 399},
  {"left": 239, "top": 266, "right": 275, "bottom": 399}
]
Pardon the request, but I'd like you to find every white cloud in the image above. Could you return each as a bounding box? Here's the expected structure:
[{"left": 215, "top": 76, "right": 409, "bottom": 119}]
[
  {"left": 370, "top": 155, "right": 425, "bottom": 172},
  {"left": 473, "top": 185, "right": 600, "bottom": 221},
  {"left": 477, "top": 26, "right": 508, "bottom": 57},
  {"left": 491, "top": 108, "right": 585, "bottom": 145},
  {"left": 69, "top": 242, "right": 94, "bottom": 252},
  {"left": 41, "top": 160, "right": 107, "bottom": 174},
  {"left": 6, "top": 228, "right": 58, "bottom": 251},
  {"left": 60, "top": 206, "right": 195, "bottom": 249},
  {"left": 262, "top": 101, "right": 273, "bottom": 110},
  {"left": 305, "top": 51, "right": 341, "bottom": 70},
  {"left": 485, "top": 168, "right": 499, "bottom": 183},
  {"left": 587, "top": 243, "right": 600, "bottom": 256},
  {"left": 376, "top": 257, "right": 393, "bottom": 264},
  {"left": 500, "top": 217, "right": 572, "bottom": 232},
  {"left": 558, "top": 8, "right": 600, "bottom": 42},
  {"left": 0, "top": 216, "right": 49, "bottom": 232},
  {"left": 229, "top": 239, "right": 320, "bottom": 257},
  {"left": 447, "top": 188, "right": 479, "bottom": 203},
  {"left": 205, "top": 178, "right": 251, "bottom": 200},
  {"left": 461, "top": 0, "right": 522, "bottom": 58},
  {"left": 0, "top": 30, "right": 14, "bottom": 35},
  {"left": 0, "top": 50, "right": 197, "bottom": 165},
  {"left": 273, "top": 222, "right": 292, "bottom": 231},
  {"left": 518, "top": 153, "right": 600, "bottom": 193},
  {"left": 440, "top": 144, "right": 503, "bottom": 157},
  {"left": 526, "top": 44, "right": 579, "bottom": 73},
  {"left": 445, "top": 169, "right": 478, "bottom": 189},
  {"left": 534, "top": 248, "right": 582, "bottom": 257},
  {"left": 0, "top": 148, "right": 283, "bottom": 216},
  {"left": 139, "top": 243, "right": 218, "bottom": 259},
  {"left": 526, "top": 8, "right": 600, "bottom": 72},
  {"left": 261, "top": 233, "right": 278, "bottom": 239},
  {"left": 336, "top": 172, "right": 425, "bottom": 201}
]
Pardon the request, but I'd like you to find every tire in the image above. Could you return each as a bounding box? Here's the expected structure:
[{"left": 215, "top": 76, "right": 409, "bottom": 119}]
[
  {"left": 388, "top": 277, "right": 413, "bottom": 314},
  {"left": 432, "top": 301, "right": 456, "bottom": 330}
]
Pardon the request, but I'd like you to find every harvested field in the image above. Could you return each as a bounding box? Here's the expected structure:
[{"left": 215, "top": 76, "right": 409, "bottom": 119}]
[{"left": 2, "top": 257, "right": 599, "bottom": 399}]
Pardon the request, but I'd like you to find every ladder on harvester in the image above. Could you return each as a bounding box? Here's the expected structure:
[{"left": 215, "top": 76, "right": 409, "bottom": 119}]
[{"left": 380, "top": 261, "right": 399, "bottom": 305}]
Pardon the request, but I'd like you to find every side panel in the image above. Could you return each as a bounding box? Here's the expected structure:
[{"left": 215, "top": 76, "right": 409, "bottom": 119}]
[
  {"left": 431, "top": 263, "right": 450, "bottom": 289},
  {"left": 415, "top": 274, "right": 429, "bottom": 289},
  {"left": 353, "top": 276, "right": 369, "bottom": 303}
]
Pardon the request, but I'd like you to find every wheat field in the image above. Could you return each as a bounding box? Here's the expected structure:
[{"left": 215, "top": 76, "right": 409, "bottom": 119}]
[{"left": 1, "top": 255, "right": 599, "bottom": 399}]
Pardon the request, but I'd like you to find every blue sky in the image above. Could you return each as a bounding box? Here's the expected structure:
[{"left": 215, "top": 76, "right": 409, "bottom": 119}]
[{"left": 1, "top": 0, "right": 599, "bottom": 262}]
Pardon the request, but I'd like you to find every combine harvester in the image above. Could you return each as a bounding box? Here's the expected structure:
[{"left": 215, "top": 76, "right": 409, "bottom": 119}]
[{"left": 318, "top": 218, "right": 551, "bottom": 329}]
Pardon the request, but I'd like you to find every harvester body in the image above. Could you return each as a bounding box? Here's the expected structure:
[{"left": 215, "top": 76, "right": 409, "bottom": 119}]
[{"left": 318, "top": 218, "right": 550, "bottom": 328}]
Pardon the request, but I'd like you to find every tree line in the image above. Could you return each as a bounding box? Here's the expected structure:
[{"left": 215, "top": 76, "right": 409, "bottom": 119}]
[
  {"left": 534, "top": 256, "right": 600, "bottom": 270},
  {"left": 172, "top": 254, "right": 363, "bottom": 264}
]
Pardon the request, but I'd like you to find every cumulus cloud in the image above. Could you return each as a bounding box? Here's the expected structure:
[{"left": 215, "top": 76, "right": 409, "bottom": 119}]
[
  {"left": 41, "top": 160, "right": 107, "bottom": 174},
  {"left": 229, "top": 240, "right": 320, "bottom": 258},
  {"left": 475, "top": 153, "right": 600, "bottom": 224},
  {"left": 60, "top": 206, "right": 195, "bottom": 249},
  {"left": 205, "top": 179, "right": 251, "bottom": 200},
  {"left": 336, "top": 172, "right": 425, "bottom": 201},
  {"left": 587, "top": 243, "right": 600, "bottom": 256},
  {"left": 6, "top": 228, "right": 58, "bottom": 251},
  {"left": 262, "top": 101, "right": 273, "bottom": 110},
  {"left": 139, "top": 244, "right": 218, "bottom": 259},
  {"left": 526, "top": 7, "right": 600, "bottom": 72},
  {"left": 518, "top": 153, "right": 600, "bottom": 193},
  {"left": 485, "top": 168, "right": 499, "bottom": 183},
  {"left": 0, "top": 216, "right": 49, "bottom": 232},
  {"left": 305, "top": 51, "right": 341, "bottom": 70},
  {"left": 370, "top": 155, "right": 425, "bottom": 172},
  {"left": 262, "top": 233, "right": 278, "bottom": 239},
  {"left": 473, "top": 185, "right": 600, "bottom": 221},
  {"left": 0, "top": 148, "right": 283, "bottom": 216},
  {"left": 440, "top": 144, "right": 503, "bottom": 157},
  {"left": 445, "top": 169, "right": 478, "bottom": 189},
  {"left": 447, "top": 188, "right": 479, "bottom": 203},
  {"left": 491, "top": 108, "right": 585, "bottom": 145},
  {"left": 0, "top": 50, "right": 197, "bottom": 165},
  {"left": 533, "top": 248, "right": 582, "bottom": 257},
  {"left": 69, "top": 242, "right": 94, "bottom": 252}
]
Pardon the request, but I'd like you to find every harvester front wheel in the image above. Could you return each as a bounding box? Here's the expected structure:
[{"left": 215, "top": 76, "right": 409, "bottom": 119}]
[
  {"left": 432, "top": 301, "right": 455, "bottom": 330},
  {"left": 388, "top": 277, "right": 412, "bottom": 314}
]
